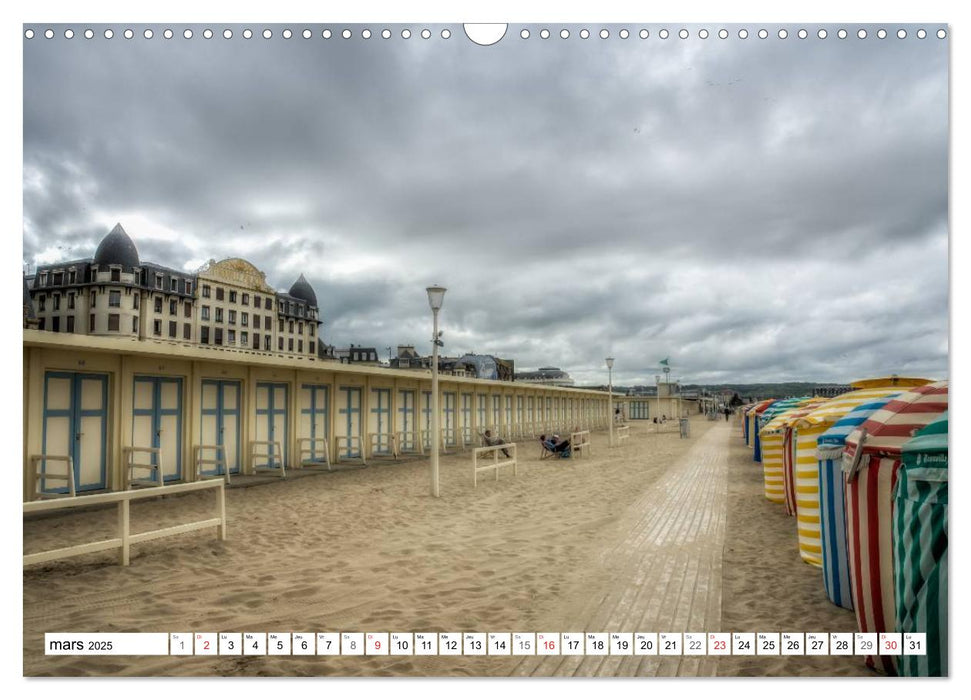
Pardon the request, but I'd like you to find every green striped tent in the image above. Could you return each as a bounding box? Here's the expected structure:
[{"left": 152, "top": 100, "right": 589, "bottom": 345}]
[{"left": 894, "top": 411, "right": 948, "bottom": 677}]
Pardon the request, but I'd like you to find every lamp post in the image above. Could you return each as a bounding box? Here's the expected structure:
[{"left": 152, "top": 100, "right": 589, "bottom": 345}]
[
  {"left": 655, "top": 374, "right": 661, "bottom": 431},
  {"left": 606, "top": 357, "right": 615, "bottom": 446},
  {"left": 426, "top": 285, "right": 446, "bottom": 497}
]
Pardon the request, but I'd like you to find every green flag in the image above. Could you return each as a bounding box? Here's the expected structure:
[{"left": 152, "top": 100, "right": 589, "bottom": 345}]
[{"left": 659, "top": 358, "right": 669, "bottom": 366}]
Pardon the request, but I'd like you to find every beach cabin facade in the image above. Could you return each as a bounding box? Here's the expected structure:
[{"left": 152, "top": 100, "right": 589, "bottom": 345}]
[{"left": 23, "top": 330, "right": 612, "bottom": 501}]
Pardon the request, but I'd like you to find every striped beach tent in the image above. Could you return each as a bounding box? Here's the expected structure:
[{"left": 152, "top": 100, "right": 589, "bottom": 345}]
[
  {"left": 895, "top": 412, "right": 948, "bottom": 677},
  {"left": 747, "top": 400, "right": 777, "bottom": 459},
  {"left": 758, "top": 399, "right": 826, "bottom": 507},
  {"left": 788, "top": 378, "right": 928, "bottom": 567},
  {"left": 815, "top": 397, "right": 898, "bottom": 609},
  {"left": 842, "top": 381, "right": 948, "bottom": 674}
]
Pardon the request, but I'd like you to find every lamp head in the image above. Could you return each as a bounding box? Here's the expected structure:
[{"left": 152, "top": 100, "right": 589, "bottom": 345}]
[
  {"left": 605, "top": 356, "right": 615, "bottom": 369},
  {"left": 426, "top": 285, "right": 447, "bottom": 311}
]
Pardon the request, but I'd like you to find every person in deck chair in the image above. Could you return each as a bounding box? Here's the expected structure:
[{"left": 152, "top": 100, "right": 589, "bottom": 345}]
[
  {"left": 541, "top": 434, "right": 571, "bottom": 458},
  {"left": 483, "top": 429, "right": 511, "bottom": 458}
]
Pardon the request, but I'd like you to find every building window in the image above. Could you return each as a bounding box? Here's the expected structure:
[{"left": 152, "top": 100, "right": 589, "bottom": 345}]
[
  {"left": 279, "top": 318, "right": 284, "bottom": 331},
  {"left": 215, "top": 308, "right": 223, "bottom": 323},
  {"left": 309, "top": 342, "right": 315, "bottom": 355},
  {"left": 201, "top": 326, "right": 210, "bottom": 344},
  {"left": 202, "top": 284, "right": 211, "bottom": 298},
  {"left": 155, "top": 274, "right": 163, "bottom": 289},
  {"left": 253, "top": 334, "right": 260, "bottom": 350},
  {"left": 242, "top": 293, "right": 249, "bottom": 306},
  {"left": 53, "top": 294, "right": 61, "bottom": 311},
  {"left": 289, "top": 338, "right": 294, "bottom": 352},
  {"left": 254, "top": 295, "right": 261, "bottom": 309},
  {"left": 90, "top": 291, "right": 96, "bottom": 308},
  {"left": 185, "top": 281, "right": 192, "bottom": 296},
  {"left": 227, "top": 330, "right": 236, "bottom": 345},
  {"left": 184, "top": 301, "right": 192, "bottom": 317},
  {"left": 241, "top": 312, "right": 248, "bottom": 327},
  {"left": 289, "top": 320, "right": 294, "bottom": 334},
  {"left": 214, "top": 327, "right": 223, "bottom": 345},
  {"left": 264, "top": 335, "right": 271, "bottom": 350},
  {"left": 52, "top": 316, "right": 61, "bottom": 332},
  {"left": 38, "top": 318, "right": 45, "bottom": 330},
  {"left": 228, "top": 310, "right": 236, "bottom": 325},
  {"left": 201, "top": 305, "right": 210, "bottom": 321},
  {"left": 253, "top": 315, "right": 260, "bottom": 329},
  {"left": 109, "top": 290, "right": 121, "bottom": 307},
  {"left": 39, "top": 272, "right": 48, "bottom": 286},
  {"left": 169, "top": 299, "right": 177, "bottom": 315},
  {"left": 298, "top": 340, "right": 303, "bottom": 353},
  {"left": 265, "top": 299, "right": 273, "bottom": 312},
  {"left": 298, "top": 322, "right": 304, "bottom": 334},
  {"left": 110, "top": 268, "right": 120, "bottom": 282},
  {"left": 133, "top": 316, "right": 138, "bottom": 333},
  {"left": 133, "top": 294, "right": 140, "bottom": 310},
  {"left": 89, "top": 314, "right": 95, "bottom": 331},
  {"left": 216, "top": 287, "right": 224, "bottom": 301},
  {"left": 53, "top": 272, "right": 63, "bottom": 285},
  {"left": 108, "top": 314, "right": 120, "bottom": 331},
  {"left": 68, "top": 270, "right": 76, "bottom": 284},
  {"left": 183, "top": 323, "right": 191, "bottom": 340},
  {"left": 154, "top": 296, "right": 163, "bottom": 313},
  {"left": 241, "top": 331, "right": 248, "bottom": 346},
  {"left": 38, "top": 295, "right": 46, "bottom": 312},
  {"left": 153, "top": 319, "right": 162, "bottom": 336},
  {"left": 171, "top": 277, "right": 178, "bottom": 292},
  {"left": 67, "top": 316, "right": 75, "bottom": 333},
  {"left": 353, "top": 351, "right": 359, "bottom": 362},
  {"left": 169, "top": 321, "right": 177, "bottom": 337},
  {"left": 229, "top": 290, "right": 237, "bottom": 303},
  {"left": 265, "top": 315, "right": 272, "bottom": 328},
  {"left": 278, "top": 337, "right": 284, "bottom": 351},
  {"left": 68, "top": 293, "right": 75, "bottom": 310},
  {"left": 297, "top": 305, "right": 303, "bottom": 317}
]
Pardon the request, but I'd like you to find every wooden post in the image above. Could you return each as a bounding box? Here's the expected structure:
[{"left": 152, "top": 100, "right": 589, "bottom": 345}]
[
  {"left": 118, "top": 499, "right": 130, "bottom": 566},
  {"left": 217, "top": 482, "right": 227, "bottom": 541}
]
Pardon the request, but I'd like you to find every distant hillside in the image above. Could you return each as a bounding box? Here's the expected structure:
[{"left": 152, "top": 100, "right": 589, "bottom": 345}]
[{"left": 682, "top": 382, "right": 823, "bottom": 400}]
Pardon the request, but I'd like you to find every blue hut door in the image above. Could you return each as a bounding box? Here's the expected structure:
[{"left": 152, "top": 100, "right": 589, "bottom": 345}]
[
  {"left": 443, "top": 392, "right": 456, "bottom": 446},
  {"left": 42, "top": 371, "right": 108, "bottom": 493},
  {"left": 132, "top": 376, "right": 183, "bottom": 482},
  {"left": 299, "top": 384, "right": 329, "bottom": 461},
  {"left": 339, "top": 386, "right": 362, "bottom": 458},
  {"left": 256, "top": 382, "right": 289, "bottom": 468},
  {"left": 200, "top": 379, "right": 241, "bottom": 475},
  {"left": 397, "top": 390, "right": 415, "bottom": 450}
]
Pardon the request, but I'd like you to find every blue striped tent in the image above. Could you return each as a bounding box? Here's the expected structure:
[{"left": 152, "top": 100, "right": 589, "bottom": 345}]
[
  {"left": 815, "top": 397, "right": 897, "bottom": 609},
  {"left": 895, "top": 412, "right": 948, "bottom": 677},
  {"left": 754, "top": 398, "right": 806, "bottom": 462}
]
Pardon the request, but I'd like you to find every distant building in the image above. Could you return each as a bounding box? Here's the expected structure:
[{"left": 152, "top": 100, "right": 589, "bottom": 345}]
[
  {"left": 814, "top": 384, "right": 852, "bottom": 398},
  {"left": 515, "top": 366, "right": 575, "bottom": 387},
  {"left": 23, "top": 276, "right": 38, "bottom": 329},
  {"left": 335, "top": 344, "right": 380, "bottom": 365},
  {"left": 27, "top": 223, "right": 323, "bottom": 360}
]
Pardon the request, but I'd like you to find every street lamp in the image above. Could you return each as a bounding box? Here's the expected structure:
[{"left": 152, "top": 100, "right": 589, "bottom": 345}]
[
  {"left": 426, "top": 285, "right": 446, "bottom": 497},
  {"left": 606, "top": 357, "right": 614, "bottom": 447},
  {"left": 655, "top": 374, "right": 661, "bottom": 431}
]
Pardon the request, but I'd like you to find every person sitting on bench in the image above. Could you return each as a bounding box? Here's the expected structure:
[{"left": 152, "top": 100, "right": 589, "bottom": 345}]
[
  {"left": 483, "top": 429, "right": 511, "bottom": 458},
  {"left": 540, "top": 434, "right": 571, "bottom": 458}
]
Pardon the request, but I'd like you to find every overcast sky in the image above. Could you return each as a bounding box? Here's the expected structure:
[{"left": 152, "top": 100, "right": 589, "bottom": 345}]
[{"left": 22, "top": 23, "right": 949, "bottom": 386}]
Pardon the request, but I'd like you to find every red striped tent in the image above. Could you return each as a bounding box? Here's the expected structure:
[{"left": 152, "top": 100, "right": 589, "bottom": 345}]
[
  {"left": 842, "top": 381, "right": 948, "bottom": 674},
  {"left": 788, "top": 377, "right": 930, "bottom": 567}
]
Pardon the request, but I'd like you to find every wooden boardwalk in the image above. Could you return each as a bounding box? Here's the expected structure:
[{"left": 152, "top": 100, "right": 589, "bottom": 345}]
[{"left": 510, "top": 421, "right": 731, "bottom": 677}]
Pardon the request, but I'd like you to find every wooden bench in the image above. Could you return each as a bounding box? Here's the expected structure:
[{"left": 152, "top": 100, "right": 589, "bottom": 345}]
[
  {"left": 394, "top": 430, "right": 423, "bottom": 456},
  {"left": 123, "top": 446, "right": 164, "bottom": 488},
  {"left": 194, "top": 444, "right": 229, "bottom": 483},
  {"left": 249, "top": 440, "right": 286, "bottom": 478},
  {"left": 29, "top": 454, "right": 76, "bottom": 500},
  {"left": 472, "top": 443, "right": 518, "bottom": 487},
  {"left": 570, "top": 430, "right": 591, "bottom": 458},
  {"left": 335, "top": 436, "right": 367, "bottom": 466},
  {"left": 367, "top": 432, "right": 398, "bottom": 460},
  {"left": 296, "top": 437, "right": 331, "bottom": 470},
  {"left": 23, "top": 479, "right": 226, "bottom": 567}
]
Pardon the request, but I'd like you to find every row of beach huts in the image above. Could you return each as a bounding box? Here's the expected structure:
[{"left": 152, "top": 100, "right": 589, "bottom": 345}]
[{"left": 739, "top": 376, "right": 948, "bottom": 677}]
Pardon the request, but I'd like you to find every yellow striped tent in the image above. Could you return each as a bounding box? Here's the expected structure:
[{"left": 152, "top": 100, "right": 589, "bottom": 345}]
[
  {"left": 788, "top": 377, "right": 931, "bottom": 567},
  {"left": 759, "top": 398, "right": 827, "bottom": 507}
]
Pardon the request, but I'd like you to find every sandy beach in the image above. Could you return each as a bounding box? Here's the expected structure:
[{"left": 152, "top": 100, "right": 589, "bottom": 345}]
[{"left": 23, "top": 416, "right": 873, "bottom": 677}]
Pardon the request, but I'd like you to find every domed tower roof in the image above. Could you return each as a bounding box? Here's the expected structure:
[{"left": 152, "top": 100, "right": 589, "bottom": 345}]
[
  {"left": 288, "top": 273, "right": 317, "bottom": 307},
  {"left": 93, "top": 223, "right": 140, "bottom": 269}
]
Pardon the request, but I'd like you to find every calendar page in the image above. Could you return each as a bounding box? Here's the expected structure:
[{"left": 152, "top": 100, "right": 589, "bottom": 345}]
[{"left": 19, "top": 0, "right": 950, "bottom": 688}]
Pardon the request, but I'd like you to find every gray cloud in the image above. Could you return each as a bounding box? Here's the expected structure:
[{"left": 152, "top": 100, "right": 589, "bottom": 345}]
[{"left": 23, "top": 23, "right": 949, "bottom": 385}]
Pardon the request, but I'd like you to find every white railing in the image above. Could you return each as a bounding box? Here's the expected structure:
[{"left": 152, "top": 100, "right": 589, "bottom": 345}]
[
  {"left": 335, "top": 436, "right": 367, "bottom": 465},
  {"left": 23, "top": 480, "right": 226, "bottom": 567},
  {"left": 367, "top": 432, "right": 398, "bottom": 460},
  {"left": 570, "top": 430, "right": 591, "bottom": 458},
  {"left": 394, "top": 430, "right": 422, "bottom": 455},
  {"left": 472, "top": 443, "right": 518, "bottom": 487},
  {"left": 249, "top": 441, "right": 286, "bottom": 478},
  {"left": 29, "top": 454, "right": 76, "bottom": 500},
  {"left": 616, "top": 425, "right": 630, "bottom": 442},
  {"left": 296, "top": 437, "right": 331, "bottom": 469},
  {"left": 123, "top": 446, "right": 164, "bottom": 489},
  {"left": 194, "top": 444, "right": 229, "bottom": 483}
]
